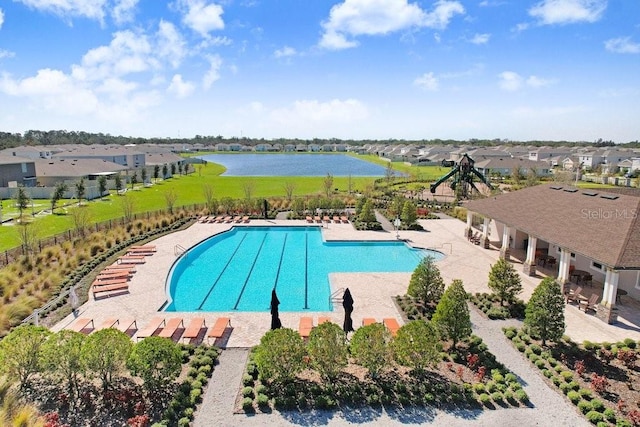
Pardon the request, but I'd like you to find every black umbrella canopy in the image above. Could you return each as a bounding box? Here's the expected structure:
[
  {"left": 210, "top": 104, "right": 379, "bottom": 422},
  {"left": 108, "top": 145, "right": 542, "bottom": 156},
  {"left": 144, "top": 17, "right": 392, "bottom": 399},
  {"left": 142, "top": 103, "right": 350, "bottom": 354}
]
[
  {"left": 270, "top": 289, "right": 282, "bottom": 330},
  {"left": 342, "top": 288, "right": 354, "bottom": 333}
]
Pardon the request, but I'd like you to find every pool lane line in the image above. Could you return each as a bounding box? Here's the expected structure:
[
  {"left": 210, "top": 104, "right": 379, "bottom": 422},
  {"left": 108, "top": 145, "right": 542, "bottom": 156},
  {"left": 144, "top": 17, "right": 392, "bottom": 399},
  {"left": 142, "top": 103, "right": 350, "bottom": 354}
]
[
  {"left": 233, "top": 233, "right": 268, "bottom": 310},
  {"left": 196, "top": 233, "right": 248, "bottom": 311},
  {"left": 304, "top": 232, "right": 309, "bottom": 309},
  {"left": 272, "top": 233, "right": 288, "bottom": 292}
]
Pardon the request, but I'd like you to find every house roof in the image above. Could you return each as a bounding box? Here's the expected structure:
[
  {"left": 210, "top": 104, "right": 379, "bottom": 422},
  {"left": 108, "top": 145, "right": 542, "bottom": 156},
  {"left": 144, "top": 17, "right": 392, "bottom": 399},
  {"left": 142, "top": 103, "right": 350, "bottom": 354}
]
[
  {"left": 35, "top": 158, "right": 127, "bottom": 177},
  {"left": 474, "top": 157, "right": 547, "bottom": 170},
  {"left": 0, "top": 154, "right": 34, "bottom": 165},
  {"left": 465, "top": 183, "right": 640, "bottom": 269}
]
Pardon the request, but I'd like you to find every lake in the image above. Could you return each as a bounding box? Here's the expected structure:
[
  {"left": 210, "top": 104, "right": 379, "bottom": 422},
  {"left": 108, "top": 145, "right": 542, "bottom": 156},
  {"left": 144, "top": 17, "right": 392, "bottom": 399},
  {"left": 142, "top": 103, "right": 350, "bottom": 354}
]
[{"left": 198, "top": 154, "right": 388, "bottom": 177}]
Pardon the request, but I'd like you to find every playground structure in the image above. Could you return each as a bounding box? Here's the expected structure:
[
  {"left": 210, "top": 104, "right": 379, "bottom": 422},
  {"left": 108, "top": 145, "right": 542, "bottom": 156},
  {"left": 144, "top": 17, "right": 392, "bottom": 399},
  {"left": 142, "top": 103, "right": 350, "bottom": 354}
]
[{"left": 430, "top": 154, "right": 493, "bottom": 199}]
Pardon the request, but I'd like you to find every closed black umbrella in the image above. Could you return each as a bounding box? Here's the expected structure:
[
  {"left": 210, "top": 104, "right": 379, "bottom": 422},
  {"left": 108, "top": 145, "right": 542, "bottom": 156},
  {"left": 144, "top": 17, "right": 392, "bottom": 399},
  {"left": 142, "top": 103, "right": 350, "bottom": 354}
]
[
  {"left": 342, "top": 288, "right": 354, "bottom": 333},
  {"left": 270, "top": 289, "right": 282, "bottom": 330}
]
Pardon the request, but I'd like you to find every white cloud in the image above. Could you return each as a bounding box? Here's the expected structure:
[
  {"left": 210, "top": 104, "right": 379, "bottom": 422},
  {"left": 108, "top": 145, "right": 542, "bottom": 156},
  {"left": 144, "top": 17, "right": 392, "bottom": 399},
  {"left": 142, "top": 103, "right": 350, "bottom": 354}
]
[
  {"left": 178, "top": 0, "right": 225, "bottom": 38},
  {"left": 202, "top": 54, "right": 222, "bottom": 89},
  {"left": 605, "top": 37, "right": 640, "bottom": 54},
  {"left": 0, "top": 49, "right": 15, "bottom": 60},
  {"left": 0, "top": 8, "right": 4, "bottom": 29},
  {"left": 274, "top": 46, "right": 297, "bottom": 58},
  {"left": 499, "top": 72, "right": 555, "bottom": 91},
  {"left": 414, "top": 72, "right": 439, "bottom": 91},
  {"left": 157, "top": 20, "right": 187, "bottom": 68},
  {"left": 529, "top": 0, "right": 606, "bottom": 25},
  {"left": 15, "top": 0, "right": 138, "bottom": 24},
  {"left": 513, "top": 22, "right": 530, "bottom": 32},
  {"left": 271, "top": 99, "right": 369, "bottom": 123},
  {"left": 167, "top": 74, "right": 194, "bottom": 98},
  {"left": 470, "top": 33, "right": 490, "bottom": 44},
  {"left": 112, "top": 0, "right": 138, "bottom": 24},
  {"left": 319, "top": 0, "right": 464, "bottom": 50}
]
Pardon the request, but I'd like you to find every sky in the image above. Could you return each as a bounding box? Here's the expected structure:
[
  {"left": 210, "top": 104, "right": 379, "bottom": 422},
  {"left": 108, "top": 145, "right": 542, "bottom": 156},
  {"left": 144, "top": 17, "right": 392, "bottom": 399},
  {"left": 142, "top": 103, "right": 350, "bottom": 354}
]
[{"left": 0, "top": 0, "right": 638, "bottom": 142}]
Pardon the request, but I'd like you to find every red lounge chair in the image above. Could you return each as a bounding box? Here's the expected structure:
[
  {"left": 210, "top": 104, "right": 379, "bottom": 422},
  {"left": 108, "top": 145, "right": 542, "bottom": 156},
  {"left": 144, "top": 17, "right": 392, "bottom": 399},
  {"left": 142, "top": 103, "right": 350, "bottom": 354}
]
[
  {"left": 92, "top": 277, "right": 129, "bottom": 287},
  {"left": 68, "top": 318, "right": 94, "bottom": 333},
  {"left": 97, "top": 317, "right": 119, "bottom": 330},
  {"left": 183, "top": 317, "right": 206, "bottom": 342},
  {"left": 137, "top": 317, "right": 165, "bottom": 340},
  {"left": 92, "top": 282, "right": 129, "bottom": 295},
  {"left": 318, "top": 316, "right": 331, "bottom": 324},
  {"left": 118, "top": 256, "right": 146, "bottom": 265},
  {"left": 103, "top": 265, "right": 137, "bottom": 272},
  {"left": 130, "top": 245, "right": 156, "bottom": 252},
  {"left": 362, "top": 318, "right": 376, "bottom": 326},
  {"left": 158, "top": 318, "right": 185, "bottom": 339},
  {"left": 341, "top": 216, "right": 349, "bottom": 223},
  {"left": 115, "top": 318, "right": 137, "bottom": 333},
  {"left": 306, "top": 216, "right": 313, "bottom": 223},
  {"left": 383, "top": 318, "right": 401, "bottom": 337},
  {"left": 207, "top": 317, "right": 231, "bottom": 341},
  {"left": 299, "top": 317, "right": 313, "bottom": 338},
  {"left": 333, "top": 216, "right": 340, "bottom": 223}
]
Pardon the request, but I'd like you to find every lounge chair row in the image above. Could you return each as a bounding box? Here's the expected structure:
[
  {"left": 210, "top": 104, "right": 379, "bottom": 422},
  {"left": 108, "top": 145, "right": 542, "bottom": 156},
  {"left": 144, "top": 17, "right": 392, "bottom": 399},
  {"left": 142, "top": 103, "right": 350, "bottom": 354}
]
[
  {"left": 362, "top": 317, "right": 401, "bottom": 336},
  {"left": 305, "top": 216, "right": 349, "bottom": 224},
  {"left": 198, "top": 215, "right": 250, "bottom": 224},
  {"left": 66, "top": 316, "right": 232, "bottom": 344}
]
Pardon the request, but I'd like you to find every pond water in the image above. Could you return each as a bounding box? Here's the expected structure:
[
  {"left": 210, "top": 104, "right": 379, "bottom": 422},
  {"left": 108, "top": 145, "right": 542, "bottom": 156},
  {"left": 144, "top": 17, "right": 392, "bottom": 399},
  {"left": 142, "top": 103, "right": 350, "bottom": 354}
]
[{"left": 198, "top": 153, "right": 388, "bottom": 176}]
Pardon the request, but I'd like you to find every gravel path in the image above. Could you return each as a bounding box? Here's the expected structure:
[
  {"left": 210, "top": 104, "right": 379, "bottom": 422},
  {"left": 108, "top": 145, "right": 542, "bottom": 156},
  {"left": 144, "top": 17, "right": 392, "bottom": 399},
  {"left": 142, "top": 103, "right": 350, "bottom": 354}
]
[{"left": 193, "top": 308, "right": 591, "bottom": 427}]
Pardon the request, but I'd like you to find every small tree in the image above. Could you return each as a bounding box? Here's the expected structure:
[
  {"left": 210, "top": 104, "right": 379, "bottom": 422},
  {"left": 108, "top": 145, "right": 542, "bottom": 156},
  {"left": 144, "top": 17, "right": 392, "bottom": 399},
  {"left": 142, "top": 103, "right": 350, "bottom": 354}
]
[
  {"left": 42, "top": 330, "right": 85, "bottom": 402},
  {"left": 162, "top": 164, "right": 168, "bottom": 179},
  {"left": 127, "top": 337, "right": 182, "bottom": 394},
  {"left": 97, "top": 175, "right": 107, "bottom": 198},
  {"left": 170, "top": 163, "right": 176, "bottom": 176},
  {"left": 432, "top": 279, "right": 472, "bottom": 348},
  {"left": 243, "top": 180, "right": 255, "bottom": 204},
  {"left": 14, "top": 186, "right": 30, "bottom": 222},
  {"left": 283, "top": 181, "right": 296, "bottom": 202},
  {"left": 307, "top": 322, "right": 348, "bottom": 381},
  {"left": 114, "top": 174, "right": 123, "bottom": 194},
  {"left": 0, "top": 325, "right": 51, "bottom": 388},
  {"left": 82, "top": 328, "right": 132, "bottom": 392},
  {"left": 202, "top": 183, "right": 216, "bottom": 214},
  {"left": 153, "top": 165, "right": 160, "bottom": 183},
  {"left": 401, "top": 200, "right": 417, "bottom": 227},
  {"left": 407, "top": 255, "right": 445, "bottom": 310},
  {"left": 254, "top": 328, "right": 306, "bottom": 383},
  {"left": 75, "top": 177, "right": 86, "bottom": 206},
  {"left": 51, "top": 182, "right": 68, "bottom": 213},
  {"left": 130, "top": 172, "right": 138, "bottom": 190},
  {"left": 525, "top": 277, "right": 566, "bottom": 346},
  {"left": 488, "top": 258, "right": 523, "bottom": 306},
  {"left": 323, "top": 173, "right": 334, "bottom": 198},
  {"left": 120, "top": 194, "right": 135, "bottom": 223},
  {"left": 510, "top": 166, "right": 522, "bottom": 184},
  {"left": 164, "top": 189, "right": 178, "bottom": 214},
  {"left": 178, "top": 163, "right": 183, "bottom": 175},
  {"left": 392, "top": 320, "right": 440, "bottom": 374},
  {"left": 358, "top": 199, "right": 376, "bottom": 223},
  {"left": 350, "top": 323, "right": 392, "bottom": 378},
  {"left": 16, "top": 220, "right": 39, "bottom": 257},
  {"left": 70, "top": 206, "right": 91, "bottom": 237},
  {"left": 141, "top": 168, "right": 147, "bottom": 185},
  {"left": 385, "top": 162, "right": 395, "bottom": 184}
]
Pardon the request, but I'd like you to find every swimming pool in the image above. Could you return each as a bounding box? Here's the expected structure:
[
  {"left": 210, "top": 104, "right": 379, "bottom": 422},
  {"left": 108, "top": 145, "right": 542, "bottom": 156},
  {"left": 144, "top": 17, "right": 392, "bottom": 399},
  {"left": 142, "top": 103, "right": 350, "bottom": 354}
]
[{"left": 165, "top": 226, "right": 444, "bottom": 312}]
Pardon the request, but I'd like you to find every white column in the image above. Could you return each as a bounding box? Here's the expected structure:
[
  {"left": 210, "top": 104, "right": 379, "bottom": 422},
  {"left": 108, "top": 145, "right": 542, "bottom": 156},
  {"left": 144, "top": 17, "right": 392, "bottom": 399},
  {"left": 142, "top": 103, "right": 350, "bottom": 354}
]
[
  {"left": 466, "top": 211, "right": 473, "bottom": 229},
  {"left": 557, "top": 248, "right": 571, "bottom": 284},
  {"left": 501, "top": 226, "right": 510, "bottom": 251},
  {"left": 525, "top": 236, "right": 537, "bottom": 264},
  {"left": 602, "top": 268, "right": 619, "bottom": 308}
]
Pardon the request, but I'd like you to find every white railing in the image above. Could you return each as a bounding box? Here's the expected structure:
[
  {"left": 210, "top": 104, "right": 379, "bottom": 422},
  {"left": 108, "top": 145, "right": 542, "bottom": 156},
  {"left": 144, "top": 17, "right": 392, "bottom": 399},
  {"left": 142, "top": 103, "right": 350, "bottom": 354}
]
[{"left": 330, "top": 287, "right": 344, "bottom": 305}]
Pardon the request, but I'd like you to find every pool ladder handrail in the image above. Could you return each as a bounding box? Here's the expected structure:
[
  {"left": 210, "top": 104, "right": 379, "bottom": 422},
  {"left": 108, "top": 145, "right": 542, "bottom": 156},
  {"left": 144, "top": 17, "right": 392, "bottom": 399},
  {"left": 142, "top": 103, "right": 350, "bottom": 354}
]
[
  {"left": 330, "top": 287, "right": 344, "bottom": 306},
  {"left": 174, "top": 244, "right": 187, "bottom": 257}
]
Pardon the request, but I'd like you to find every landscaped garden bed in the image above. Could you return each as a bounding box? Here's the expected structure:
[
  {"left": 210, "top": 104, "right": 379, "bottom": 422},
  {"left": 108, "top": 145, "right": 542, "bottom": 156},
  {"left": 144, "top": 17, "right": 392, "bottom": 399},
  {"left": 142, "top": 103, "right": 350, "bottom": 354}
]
[{"left": 504, "top": 326, "right": 640, "bottom": 426}]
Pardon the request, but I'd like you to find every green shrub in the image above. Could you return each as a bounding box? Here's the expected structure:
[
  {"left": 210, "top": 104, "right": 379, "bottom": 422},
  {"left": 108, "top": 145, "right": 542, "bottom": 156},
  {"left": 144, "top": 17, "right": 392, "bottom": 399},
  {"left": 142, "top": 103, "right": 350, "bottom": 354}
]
[
  {"left": 490, "top": 392, "right": 503, "bottom": 403},
  {"left": 568, "top": 381, "right": 580, "bottom": 391},
  {"left": 255, "top": 384, "right": 267, "bottom": 395},
  {"left": 514, "top": 389, "right": 528, "bottom": 403},
  {"left": 554, "top": 364, "right": 564, "bottom": 373},
  {"left": 560, "top": 371, "right": 573, "bottom": 382},
  {"left": 530, "top": 344, "right": 542, "bottom": 355},
  {"left": 535, "top": 359, "right": 546, "bottom": 369},
  {"left": 578, "top": 400, "right": 592, "bottom": 414},
  {"left": 583, "top": 340, "right": 595, "bottom": 351},
  {"left": 487, "top": 306, "right": 509, "bottom": 320},
  {"left": 623, "top": 338, "right": 636, "bottom": 349},
  {"left": 190, "top": 388, "right": 202, "bottom": 404},
  {"left": 242, "top": 397, "right": 254, "bottom": 412},
  {"left": 242, "top": 386, "right": 254, "bottom": 398},
  {"left": 505, "top": 373, "right": 517, "bottom": 384},
  {"left": 256, "top": 393, "right": 269, "bottom": 408},
  {"left": 478, "top": 393, "right": 492, "bottom": 407},
  {"left": 492, "top": 372, "right": 505, "bottom": 383},
  {"left": 542, "top": 369, "right": 552, "bottom": 378},
  {"left": 473, "top": 383, "right": 485, "bottom": 394},
  {"left": 486, "top": 381, "right": 497, "bottom": 393},
  {"left": 183, "top": 407, "right": 194, "bottom": 420},
  {"left": 616, "top": 420, "right": 633, "bottom": 427},
  {"left": 504, "top": 329, "right": 517, "bottom": 339},
  {"left": 579, "top": 388, "right": 593, "bottom": 400},
  {"left": 178, "top": 417, "right": 190, "bottom": 427},
  {"left": 567, "top": 390, "right": 581, "bottom": 404},
  {"left": 585, "top": 410, "right": 604, "bottom": 424},
  {"left": 590, "top": 399, "right": 604, "bottom": 412},
  {"left": 503, "top": 389, "right": 514, "bottom": 403},
  {"left": 551, "top": 376, "right": 562, "bottom": 386},
  {"left": 242, "top": 373, "right": 254, "bottom": 386},
  {"left": 603, "top": 408, "right": 616, "bottom": 422},
  {"left": 516, "top": 342, "right": 526, "bottom": 352}
]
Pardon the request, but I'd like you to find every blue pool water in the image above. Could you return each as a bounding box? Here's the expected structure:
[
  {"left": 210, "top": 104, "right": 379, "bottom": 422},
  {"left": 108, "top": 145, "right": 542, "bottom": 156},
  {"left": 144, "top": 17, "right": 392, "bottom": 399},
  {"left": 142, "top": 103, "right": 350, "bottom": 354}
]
[{"left": 165, "top": 226, "right": 444, "bottom": 312}]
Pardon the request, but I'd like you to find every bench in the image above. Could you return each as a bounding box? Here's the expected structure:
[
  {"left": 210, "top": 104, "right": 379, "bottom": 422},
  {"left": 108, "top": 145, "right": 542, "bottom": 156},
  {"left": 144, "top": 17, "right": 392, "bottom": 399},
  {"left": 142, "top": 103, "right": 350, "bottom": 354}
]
[
  {"left": 207, "top": 317, "right": 231, "bottom": 340},
  {"left": 182, "top": 317, "right": 206, "bottom": 342},
  {"left": 158, "top": 318, "right": 185, "bottom": 339}
]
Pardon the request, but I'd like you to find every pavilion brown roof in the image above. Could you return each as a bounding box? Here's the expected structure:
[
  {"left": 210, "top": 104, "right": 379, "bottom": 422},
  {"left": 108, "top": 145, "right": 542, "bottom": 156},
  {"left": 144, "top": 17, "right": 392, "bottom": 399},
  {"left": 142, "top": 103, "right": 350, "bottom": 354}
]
[{"left": 465, "top": 183, "right": 640, "bottom": 269}]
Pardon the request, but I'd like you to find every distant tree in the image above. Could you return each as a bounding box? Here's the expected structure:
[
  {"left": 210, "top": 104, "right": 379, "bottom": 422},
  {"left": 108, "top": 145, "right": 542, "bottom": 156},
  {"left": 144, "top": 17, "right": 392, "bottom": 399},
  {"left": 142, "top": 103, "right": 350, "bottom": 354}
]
[
  {"left": 243, "top": 180, "right": 255, "bottom": 203},
  {"left": 42, "top": 330, "right": 85, "bottom": 401},
  {"left": 307, "top": 322, "right": 348, "bottom": 381},
  {"left": 82, "top": 328, "right": 132, "bottom": 392},
  {"left": 358, "top": 199, "right": 376, "bottom": 223},
  {"left": 75, "top": 177, "right": 86, "bottom": 206},
  {"left": 525, "top": 167, "right": 538, "bottom": 187},
  {"left": 162, "top": 164, "right": 168, "bottom": 179},
  {"left": 170, "top": 163, "right": 176, "bottom": 176},
  {"left": 283, "top": 181, "right": 296, "bottom": 201},
  {"left": 0, "top": 325, "right": 51, "bottom": 388},
  {"left": 97, "top": 175, "right": 107, "bottom": 198},
  {"left": 70, "top": 206, "right": 91, "bottom": 237},
  {"left": 178, "top": 163, "right": 183, "bottom": 175},
  {"left": 16, "top": 220, "right": 39, "bottom": 257},
  {"left": 254, "top": 328, "right": 306, "bottom": 384},
  {"left": 385, "top": 162, "right": 395, "bottom": 184},
  {"left": 220, "top": 197, "right": 235, "bottom": 214},
  {"left": 525, "top": 277, "right": 566, "bottom": 346},
  {"left": 348, "top": 173, "right": 353, "bottom": 194},
  {"left": 130, "top": 172, "right": 137, "bottom": 190},
  {"left": 355, "top": 197, "right": 366, "bottom": 216},
  {"left": 14, "top": 186, "right": 30, "bottom": 222},
  {"left": 153, "top": 165, "right": 160, "bottom": 182},
  {"left": 389, "top": 195, "right": 404, "bottom": 219},
  {"left": 322, "top": 173, "right": 334, "bottom": 198},
  {"left": 350, "top": 323, "right": 392, "bottom": 379},
  {"left": 164, "top": 189, "right": 178, "bottom": 214},
  {"left": 510, "top": 166, "right": 522, "bottom": 184},
  {"left": 432, "top": 279, "right": 472, "bottom": 348},
  {"left": 407, "top": 255, "right": 445, "bottom": 310},
  {"left": 202, "top": 183, "right": 216, "bottom": 214},
  {"left": 401, "top": 200, "right": 417, "bottom": 227},
  {"left": 392, "top": 320, "right": 440, "bottom": 374},
  {"left": 141, "top": 168, "right": 147, "bottom": 185},
  {"left": 51, "top": 182, "right": 68, "bottom": 213},
  {"left": 127, "top": 337, "right": 182, "bottom": 394},
  {"left": 120, "top": 194, "right": 135, "bottom": 223},
  {"left": 488, "top": 258, "right": 523, "bottom": 306},
  {"left": 114, "top": 174, "right": 123, "bottom": 193}
]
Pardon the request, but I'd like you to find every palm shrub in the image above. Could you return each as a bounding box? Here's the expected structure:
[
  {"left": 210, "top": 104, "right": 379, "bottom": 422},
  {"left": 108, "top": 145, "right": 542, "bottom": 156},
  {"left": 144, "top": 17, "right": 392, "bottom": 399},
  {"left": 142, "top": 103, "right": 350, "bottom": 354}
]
[{"left": 307, "top": 322, "right": 348, "bottom": 381}]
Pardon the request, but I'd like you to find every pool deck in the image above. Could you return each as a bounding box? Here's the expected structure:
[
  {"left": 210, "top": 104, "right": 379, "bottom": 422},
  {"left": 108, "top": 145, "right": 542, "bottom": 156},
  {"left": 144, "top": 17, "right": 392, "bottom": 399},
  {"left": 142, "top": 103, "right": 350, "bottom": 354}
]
[{"left": 54, "top": 217, "right": 640, "bottom": 346}]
